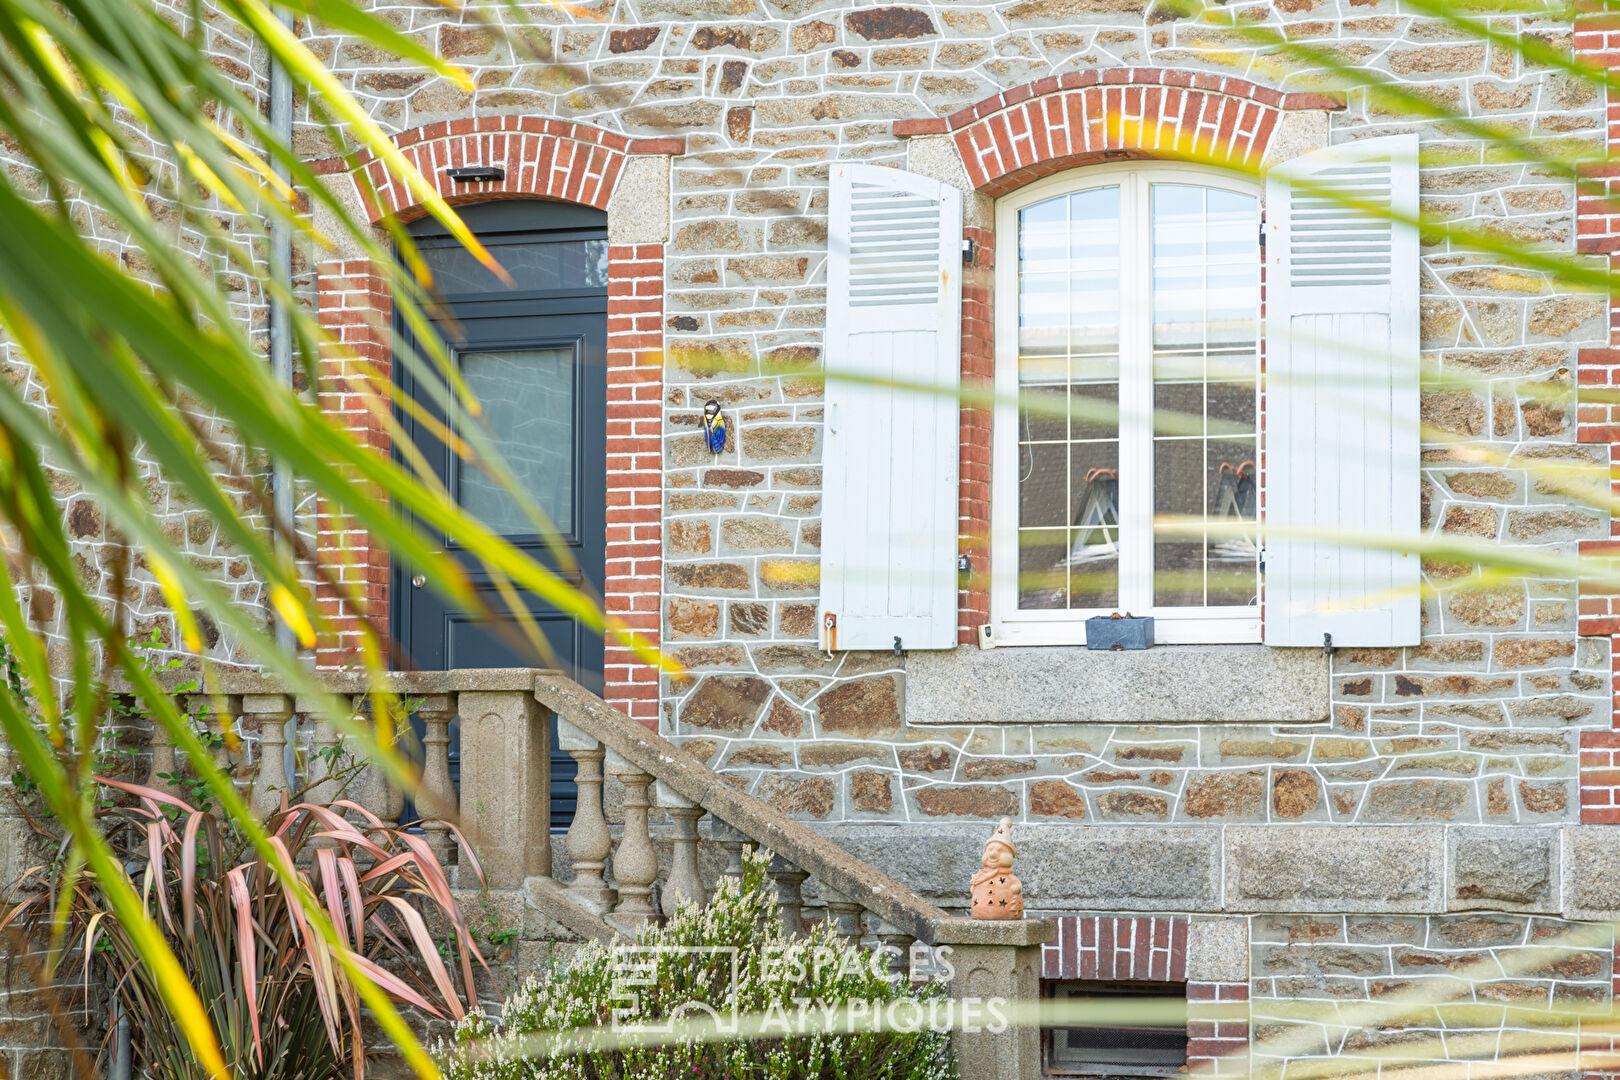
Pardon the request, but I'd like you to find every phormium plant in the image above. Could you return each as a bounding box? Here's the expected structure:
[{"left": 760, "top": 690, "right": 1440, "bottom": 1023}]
[{"left": 2, "top": 779, "right": 488, "bottom": 1080}]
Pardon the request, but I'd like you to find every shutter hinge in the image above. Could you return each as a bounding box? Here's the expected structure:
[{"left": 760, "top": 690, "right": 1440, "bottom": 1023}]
[
  {"left": 1258, "top": 218, "right": 1266, "bottom": 248},
  {"left": 961, "top": 237, "right": 976, "bottom": 265}
]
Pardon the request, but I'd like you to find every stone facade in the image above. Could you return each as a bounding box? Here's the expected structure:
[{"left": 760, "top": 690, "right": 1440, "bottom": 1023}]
[
  {"left": 291, "top": 1, "right": 1613, "bottom": 828},
  {"left": 287, "top": 0, "right": 1620, "bottom": 1074},
  {"left": 0, "top": 0, "right": 288, "bottom": 677},
  {"left": 5, "top": 0, "right": 1620, "bottom": 1075}
]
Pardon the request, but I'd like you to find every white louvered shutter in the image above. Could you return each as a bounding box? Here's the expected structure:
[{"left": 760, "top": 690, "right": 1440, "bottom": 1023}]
[
  {"left": 819, "top": 163, "right": 963, "bottom": 652},
  {"left": 1264, "top": 133, "right": 1421, "bottom": 647}
]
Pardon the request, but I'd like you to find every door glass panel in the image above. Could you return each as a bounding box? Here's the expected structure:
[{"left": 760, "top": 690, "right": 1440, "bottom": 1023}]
[
  {"left": 421, "top": 238, "right": 609, "bottom": 294},
  {"left": 457, "top": 347, "right": 576, "bottom": 536}
]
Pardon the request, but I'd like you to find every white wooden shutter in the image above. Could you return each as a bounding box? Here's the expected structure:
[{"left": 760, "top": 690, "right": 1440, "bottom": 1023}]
[
  {"left": 819, "top": 163, "right": 962, "bottom": 652},
  {"left": 1264, "top": 134, "right": 1421, "bottom": 647}
]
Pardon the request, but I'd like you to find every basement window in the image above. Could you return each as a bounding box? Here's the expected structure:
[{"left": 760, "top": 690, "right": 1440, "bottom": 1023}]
[{"left": 1043, "top": 981, "right": 1188, "bottom": 1078}]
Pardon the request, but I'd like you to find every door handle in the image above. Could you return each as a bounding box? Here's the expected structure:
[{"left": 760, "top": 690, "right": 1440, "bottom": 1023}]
[{"left": 411, "top": 574, "right": 426, "bottom": 589}]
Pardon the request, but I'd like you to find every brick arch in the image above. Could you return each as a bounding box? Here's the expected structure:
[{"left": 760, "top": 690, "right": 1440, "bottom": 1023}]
[
  {"left": 893, "top": 69, "right": 1344, "bottom": 195},
  {"left": 310, "top": 117, "right": 675, "bottom": 727},
  {"left": 312, "top": 116, "right": 682, "bottom": 219}
]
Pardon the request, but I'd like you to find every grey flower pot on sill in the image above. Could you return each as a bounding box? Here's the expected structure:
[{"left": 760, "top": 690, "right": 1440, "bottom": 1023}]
[{"left": 1085, "top": 616, "right": 1154, "bottom": 650}]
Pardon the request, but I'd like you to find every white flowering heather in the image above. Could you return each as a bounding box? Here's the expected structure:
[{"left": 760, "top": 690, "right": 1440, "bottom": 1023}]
[{"left": 437, "top": 850, "right": 954, "bottom": 1080}]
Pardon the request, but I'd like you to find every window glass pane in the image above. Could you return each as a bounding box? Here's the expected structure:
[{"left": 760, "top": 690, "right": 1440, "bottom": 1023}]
[
  {"left": 1018, "top": 274, "right": 1068, "bottom": 357},
  {"left": 1019, "top": 195, "right": 1068, "bottom": 274},
  {"left": 1153, "top": 439, "right": 1205, "bottom": 608},
  {"left": 457, "top": 347, "right": 575, "bottom": 536},
  {"left": 421, "top": 238, "right": 608, "bottom": 295},
  {"left": 1017, "top": 187, "right": 1121, "bottom": 611},
  {"left": 1149, "top": 183, "right": 1259, "bottom": 609},
  {"left": 1065, "top": 443, "right": 1120, "bottom": 610},
  {"left": 1206, "top": 437, "right": 1258, "bottom": 607}
]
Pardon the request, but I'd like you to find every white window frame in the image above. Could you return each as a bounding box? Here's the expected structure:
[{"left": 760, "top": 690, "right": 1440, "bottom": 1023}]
[{"left": 991, "top": 164, "right": 1264, "bottom": 648}]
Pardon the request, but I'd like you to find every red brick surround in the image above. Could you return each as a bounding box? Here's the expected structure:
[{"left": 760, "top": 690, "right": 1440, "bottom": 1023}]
[
  {"left": 1574, "top": 14, "right": 1620, "bottom": 810},
  {"left": 310, "top": 115, "right": 681, "bottom": 215},
  {"left": 1581, "top": 730, "right": 1620, "bottom": 824},
  {"left": 602, "top": 244, "right": 665, "bottom": 725},
  {"left": 1041, "top": 914, "right": 1188, "bottom": 983},
  {"left": 313, "top": 256, "right": 392, "bottom": 664},
  {"left": 1040, "top": 916, "right": 1248, "bottom": 1077},
  {"left": 894, "top": 70, "right": 1344, "bottom": 194},
  {"left": 957, "top": 226, "right": 994, "bottom": 643},
  {"left": 311, "top": 119, "right": 668, "bottom": 725}
]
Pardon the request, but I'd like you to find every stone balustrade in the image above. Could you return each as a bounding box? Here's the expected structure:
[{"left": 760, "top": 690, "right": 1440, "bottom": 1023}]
[{"left": 133, "top": 666, "right": 1051, "bottom": 1078}]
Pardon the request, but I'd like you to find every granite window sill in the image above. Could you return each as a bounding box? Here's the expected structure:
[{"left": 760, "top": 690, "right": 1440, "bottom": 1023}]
[{"left": 903, "top": 645, "right": 1329, "bottom": 726}]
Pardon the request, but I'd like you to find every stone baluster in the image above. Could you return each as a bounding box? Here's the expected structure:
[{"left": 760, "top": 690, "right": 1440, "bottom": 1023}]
[
  {"left": 241, "top": 694, "right": 292, "bottom": 820},
  {"left": 415, "top": 695, "right": 457, "bottom": 867},
  {"left": 557, "top": 718, "right": 614, "bottom": 914},
  {"left": 875, "top": 920, "right": 917, "bottom": 981},
  {"left": 607, "top": 752, "right": 659, "bottom": 929},
  {"left": 657, "top": 782, "right": 706, "bottom": 919},
  {"left": 768, "top": 856, "right": 810, "bottom": 937},
  {"left": 146, "top": 719, "right": 177, "bottom": 796},
  {"left": 185, "top": 694, "right": 240, "bottom": 808},
  {"left": 184, "top": 694, "right": 229, "bottom": 772},
  {"left": 306, "top": 710, "right": 342, "bottom": 806},
  {"left": 711, "top": 818, "right": 749, "bottom": 889},
  {"left": 350, "top": 697, "right": 405, "bottom": 822},
  {"left": 825, "top": 895, "right": 867, "bottom": 946},
  {"left": 208, "top": 709, "right": 232, "bottom": 776}
]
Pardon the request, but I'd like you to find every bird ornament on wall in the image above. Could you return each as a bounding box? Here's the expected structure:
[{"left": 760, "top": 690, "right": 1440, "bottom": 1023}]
[{"left": 702, "top": 399, "right": 726, "bottom": 454}]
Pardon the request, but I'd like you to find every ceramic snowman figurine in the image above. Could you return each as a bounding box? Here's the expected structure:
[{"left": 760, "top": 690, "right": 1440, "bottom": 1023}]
[{"left": 969, "top": 816, "right": 1023, "bottom": 919}]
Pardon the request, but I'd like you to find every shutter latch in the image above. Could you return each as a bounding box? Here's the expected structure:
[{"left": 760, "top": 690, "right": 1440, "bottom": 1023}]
[
  {"left": 893, "top": 636, "right": 905, "bottom": 659},
  {"left": 823, "top": 612, "right": 837, "bottom": 657},
  {"left": 1323, "top": 633, "right": 1336, "bottom": 657}
]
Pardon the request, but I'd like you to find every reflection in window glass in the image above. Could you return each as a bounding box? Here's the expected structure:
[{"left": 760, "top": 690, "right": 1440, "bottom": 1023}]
[
  {"left": 457, "top": 348, "right": 575, "bottom": 536},
  {"left": 1150, "top": 184, "right": 1259, "bottom": 608},
  {"left": 421, "top": 239, "right": 609, "bottom": 295},
  {"left": 1016, "top": 187, "right": 1121, "bottom": 611}
]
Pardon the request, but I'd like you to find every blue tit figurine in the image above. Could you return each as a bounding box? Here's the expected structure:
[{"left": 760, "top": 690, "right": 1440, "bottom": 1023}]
[{"left": 702, "top": 399, "right": 726, "bottom": 454}]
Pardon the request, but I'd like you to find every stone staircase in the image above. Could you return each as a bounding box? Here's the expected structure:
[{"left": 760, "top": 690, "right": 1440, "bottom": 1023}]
[{"left": 142, "top": 667, "right": 1052, "bottom": 1079}]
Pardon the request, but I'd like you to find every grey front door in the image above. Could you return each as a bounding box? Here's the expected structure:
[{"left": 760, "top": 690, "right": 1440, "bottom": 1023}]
[{"left": 391, "top": 199, "right": 608, "bottom": 829}]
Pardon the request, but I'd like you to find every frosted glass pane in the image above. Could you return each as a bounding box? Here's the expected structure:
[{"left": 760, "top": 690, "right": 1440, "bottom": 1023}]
[
  {"left": 423, "top": 239, "right": 608, "bottom": 295},
  {"left": 458, "top": 348, "right": 575, "bottom": 535}
]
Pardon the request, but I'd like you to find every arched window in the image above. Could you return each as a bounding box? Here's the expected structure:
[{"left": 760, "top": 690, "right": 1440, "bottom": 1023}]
[{"left": 992, "top": 166, "right": 1263, "bottom": 645}]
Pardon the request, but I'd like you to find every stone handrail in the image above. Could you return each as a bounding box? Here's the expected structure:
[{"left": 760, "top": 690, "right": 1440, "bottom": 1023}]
[
  {"left": 143, "top": 666, "right": 948, "bottom": 938},
  {"left": 532, "top": 673, "right": 949, "bottom": 943}
]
